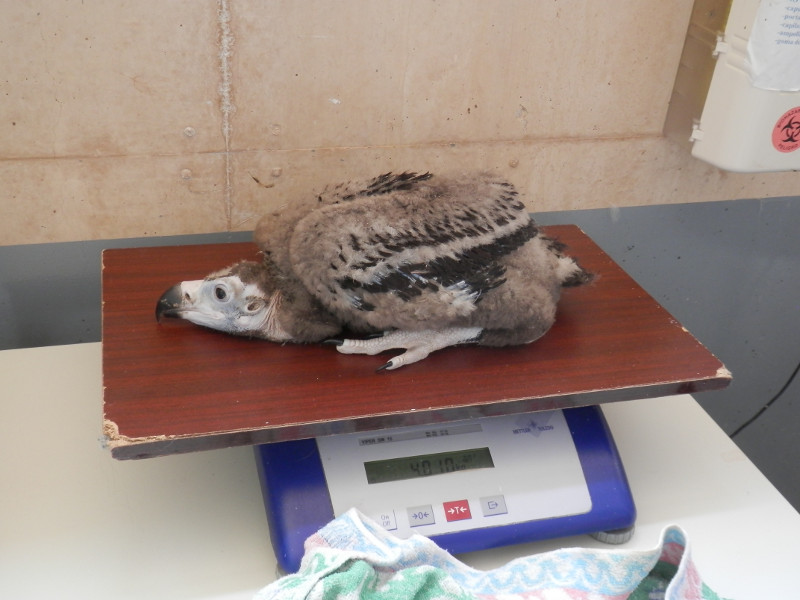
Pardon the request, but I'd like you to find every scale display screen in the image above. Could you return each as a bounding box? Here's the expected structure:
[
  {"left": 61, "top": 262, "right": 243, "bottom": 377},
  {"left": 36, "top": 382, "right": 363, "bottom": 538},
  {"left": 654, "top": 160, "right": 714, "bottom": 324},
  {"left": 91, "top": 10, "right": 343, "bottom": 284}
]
[{"left": 364, "top": 447, "right": 494, "bottom": 484}]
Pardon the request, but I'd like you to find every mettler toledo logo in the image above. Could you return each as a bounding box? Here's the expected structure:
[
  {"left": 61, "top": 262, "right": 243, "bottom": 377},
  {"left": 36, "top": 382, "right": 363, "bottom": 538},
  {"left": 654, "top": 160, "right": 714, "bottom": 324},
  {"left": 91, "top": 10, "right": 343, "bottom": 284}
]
[{"left": 772, "top": 107, "right": 800, "bottom": 154}]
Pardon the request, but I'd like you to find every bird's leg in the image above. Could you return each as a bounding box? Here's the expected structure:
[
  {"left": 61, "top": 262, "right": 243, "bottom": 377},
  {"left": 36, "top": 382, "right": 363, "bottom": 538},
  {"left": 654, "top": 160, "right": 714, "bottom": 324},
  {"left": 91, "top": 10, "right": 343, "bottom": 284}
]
[{"left": 331, "top": 327, "right": 482, "bottom": 370}]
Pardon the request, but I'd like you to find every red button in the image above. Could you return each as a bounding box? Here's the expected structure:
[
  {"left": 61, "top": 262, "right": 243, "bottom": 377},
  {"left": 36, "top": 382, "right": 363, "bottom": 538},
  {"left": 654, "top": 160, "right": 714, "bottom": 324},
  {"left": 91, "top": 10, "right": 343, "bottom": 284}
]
[{"left": 443, "top": 499, "right": 472, "bottom": 522}]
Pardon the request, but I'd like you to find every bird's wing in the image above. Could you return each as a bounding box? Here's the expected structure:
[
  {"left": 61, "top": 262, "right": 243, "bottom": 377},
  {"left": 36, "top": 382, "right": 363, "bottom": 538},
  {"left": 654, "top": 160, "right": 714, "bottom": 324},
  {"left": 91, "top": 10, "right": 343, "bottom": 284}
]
[
  {"left": 287, "top": 172, "right": 538, "bottom": 328},
  {"left": 253, "top": 173, "right": 437, "bottom": 277}
]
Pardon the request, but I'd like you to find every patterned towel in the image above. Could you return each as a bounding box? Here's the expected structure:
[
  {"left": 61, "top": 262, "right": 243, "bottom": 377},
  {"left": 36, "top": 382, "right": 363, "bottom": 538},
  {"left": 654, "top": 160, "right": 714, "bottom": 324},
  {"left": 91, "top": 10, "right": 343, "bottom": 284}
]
[{"left": 254, "top": 509, "right": 729, "bottom": 600}]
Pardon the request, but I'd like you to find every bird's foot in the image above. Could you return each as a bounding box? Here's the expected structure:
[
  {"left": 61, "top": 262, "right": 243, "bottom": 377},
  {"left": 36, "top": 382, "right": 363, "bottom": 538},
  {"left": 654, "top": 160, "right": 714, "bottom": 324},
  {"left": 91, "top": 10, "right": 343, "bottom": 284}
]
[{"left": 331, "top": 327, "right": 482, "bottom": 371}]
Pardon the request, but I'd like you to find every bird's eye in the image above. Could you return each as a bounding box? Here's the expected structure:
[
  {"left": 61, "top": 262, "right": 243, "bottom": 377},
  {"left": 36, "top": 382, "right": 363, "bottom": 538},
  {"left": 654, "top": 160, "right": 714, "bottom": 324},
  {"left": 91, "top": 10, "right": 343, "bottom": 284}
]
[{"left": 214, "top": 285, "right": 228, "bottom": 301}]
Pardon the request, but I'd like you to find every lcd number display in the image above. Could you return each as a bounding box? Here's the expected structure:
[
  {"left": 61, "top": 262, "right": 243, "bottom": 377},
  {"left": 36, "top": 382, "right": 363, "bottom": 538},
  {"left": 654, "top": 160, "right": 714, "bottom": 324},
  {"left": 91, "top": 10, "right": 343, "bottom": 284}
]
[{"left": 364, "top": 447, "right": 494, "bottom": 484}]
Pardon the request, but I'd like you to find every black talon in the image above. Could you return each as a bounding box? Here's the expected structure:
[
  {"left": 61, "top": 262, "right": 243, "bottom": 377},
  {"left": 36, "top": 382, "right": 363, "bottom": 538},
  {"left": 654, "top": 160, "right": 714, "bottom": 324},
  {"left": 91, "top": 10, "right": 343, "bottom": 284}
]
[
  {"left": 376, "top": 361, "right": 392, "bottom": 372},
  {"left": 323, "top": 339, "right": 344, "bottom": 346}
]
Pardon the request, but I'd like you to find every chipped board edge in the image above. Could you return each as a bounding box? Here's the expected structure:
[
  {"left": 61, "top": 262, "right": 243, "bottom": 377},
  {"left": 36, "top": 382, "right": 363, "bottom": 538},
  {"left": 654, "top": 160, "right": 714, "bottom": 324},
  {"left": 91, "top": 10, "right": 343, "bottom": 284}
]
[{"left": 105, "top": 372, "right": 732, "bottom": 460}]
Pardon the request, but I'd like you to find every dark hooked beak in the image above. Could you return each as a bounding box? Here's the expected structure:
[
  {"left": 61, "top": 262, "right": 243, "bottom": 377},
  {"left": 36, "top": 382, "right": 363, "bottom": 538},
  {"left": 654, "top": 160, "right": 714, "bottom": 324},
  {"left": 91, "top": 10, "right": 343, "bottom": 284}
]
[{"left": 155, "top": 284, "right": 184, "bottom": 322}]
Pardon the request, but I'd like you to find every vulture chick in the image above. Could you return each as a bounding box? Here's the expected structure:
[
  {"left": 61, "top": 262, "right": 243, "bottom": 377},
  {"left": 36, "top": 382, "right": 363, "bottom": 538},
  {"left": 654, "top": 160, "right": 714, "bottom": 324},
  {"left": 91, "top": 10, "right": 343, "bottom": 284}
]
[{"left": 156, "top": 171, "right": 591, "bottom": 370}]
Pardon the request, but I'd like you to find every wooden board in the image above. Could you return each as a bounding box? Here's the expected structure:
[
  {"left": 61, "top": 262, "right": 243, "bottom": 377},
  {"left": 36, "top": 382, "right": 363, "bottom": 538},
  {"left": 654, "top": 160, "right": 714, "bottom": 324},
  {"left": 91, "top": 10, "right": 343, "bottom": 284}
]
[{"left": 102, "top": 226, "right": 730, "bottom": 459}]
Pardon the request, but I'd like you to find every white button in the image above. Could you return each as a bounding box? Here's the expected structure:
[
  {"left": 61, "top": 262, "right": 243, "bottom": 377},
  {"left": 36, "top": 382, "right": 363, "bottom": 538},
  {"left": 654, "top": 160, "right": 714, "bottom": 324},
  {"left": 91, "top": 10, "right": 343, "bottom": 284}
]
[
  {"left": 407, "top": 505, "right": 435, "bottom": 527},
  {"left": 373, "top": 510, "right": 397, "bottom": 531},
  {"left": 480, "top": 495, "right": 508, "bottom": 516}
]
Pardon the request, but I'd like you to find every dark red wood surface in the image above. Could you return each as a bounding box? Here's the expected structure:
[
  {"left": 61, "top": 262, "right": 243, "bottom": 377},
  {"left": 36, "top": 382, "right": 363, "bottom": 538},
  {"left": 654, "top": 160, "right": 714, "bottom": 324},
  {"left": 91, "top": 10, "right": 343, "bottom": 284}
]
[{"left": 102, "top": 226, "right": 730, "bottom": 459}]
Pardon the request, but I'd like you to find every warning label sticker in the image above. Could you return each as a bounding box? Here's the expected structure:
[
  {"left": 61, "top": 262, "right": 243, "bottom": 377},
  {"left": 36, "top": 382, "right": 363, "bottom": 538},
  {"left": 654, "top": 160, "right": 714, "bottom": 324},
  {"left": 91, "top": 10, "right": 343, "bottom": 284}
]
[{"left": 772, "top": 107, "right": 800, "bottom": 153}]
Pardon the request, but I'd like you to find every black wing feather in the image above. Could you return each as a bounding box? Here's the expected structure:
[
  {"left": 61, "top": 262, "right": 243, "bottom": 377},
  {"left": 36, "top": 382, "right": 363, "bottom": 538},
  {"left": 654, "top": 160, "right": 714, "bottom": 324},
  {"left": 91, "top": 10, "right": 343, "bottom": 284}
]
[
  {"left": 360, "top": 172, "right": 433, "bottom": 197},
  {"left": 338, "top": 219, "right": 538, "bottom": 310}
]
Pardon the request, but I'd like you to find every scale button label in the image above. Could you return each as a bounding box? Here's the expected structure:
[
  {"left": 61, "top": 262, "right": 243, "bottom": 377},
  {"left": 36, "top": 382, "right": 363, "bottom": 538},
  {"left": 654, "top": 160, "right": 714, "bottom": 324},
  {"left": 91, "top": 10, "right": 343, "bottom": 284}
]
[
  {"left": 407, "top": 505, "right": 436, "bottom": 527},
  {"left": 480, "top": 495, "right": 508, "bottom": 517},
  {"left": 443, "top": 499, "right": 472, "bottom": 522},
  {"left": 374, "top": 510, "right": 397, "bottom": 531}
]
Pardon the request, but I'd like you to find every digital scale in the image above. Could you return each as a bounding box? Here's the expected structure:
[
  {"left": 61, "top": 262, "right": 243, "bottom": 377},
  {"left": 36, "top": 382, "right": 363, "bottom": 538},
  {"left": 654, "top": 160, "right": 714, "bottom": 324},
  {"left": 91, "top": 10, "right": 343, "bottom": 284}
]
[
  {"left": 101, "top": 228, "right": 729, "bottom": 575},
  {"left": 255, "top": 404, "right": 636, "bottom": 573}
]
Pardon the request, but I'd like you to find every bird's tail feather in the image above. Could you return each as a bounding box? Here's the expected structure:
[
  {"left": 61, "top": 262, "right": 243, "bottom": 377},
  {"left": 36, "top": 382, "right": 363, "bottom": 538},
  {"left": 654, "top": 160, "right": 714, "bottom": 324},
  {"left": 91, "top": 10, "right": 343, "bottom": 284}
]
[
  {"left": 543, "top": 235, "right": 594, "bottom": 287},
  {"left": 560, "top": 260, "right": 594, "bottom": 287}
]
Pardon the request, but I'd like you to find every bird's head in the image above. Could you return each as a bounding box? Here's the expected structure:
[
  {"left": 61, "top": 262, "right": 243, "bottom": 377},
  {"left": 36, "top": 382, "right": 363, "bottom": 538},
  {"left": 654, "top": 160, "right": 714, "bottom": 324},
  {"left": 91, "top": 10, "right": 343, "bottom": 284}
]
[{"left": 155, "top": 261, "right": 292, "bottom": 341}]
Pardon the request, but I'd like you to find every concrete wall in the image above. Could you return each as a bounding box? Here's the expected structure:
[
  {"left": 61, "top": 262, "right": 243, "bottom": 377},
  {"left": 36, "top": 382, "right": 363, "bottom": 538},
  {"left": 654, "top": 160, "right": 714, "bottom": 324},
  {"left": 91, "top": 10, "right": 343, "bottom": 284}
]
[{"left": 4, "top": 0, "right": 800, "bottom": 246}]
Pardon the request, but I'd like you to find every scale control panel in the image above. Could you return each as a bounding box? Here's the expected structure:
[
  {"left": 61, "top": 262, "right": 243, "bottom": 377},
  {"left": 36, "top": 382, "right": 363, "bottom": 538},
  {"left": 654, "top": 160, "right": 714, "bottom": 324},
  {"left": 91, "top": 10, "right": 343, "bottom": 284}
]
[
  {"left": 255, "top": 405, "right": 636, "bottom": 573},
  {"left": 374, "top": 493, "right": 509, "bottom": 530},
  {"left": 316, "top": 409, "right": 592, "bottom": 538}
]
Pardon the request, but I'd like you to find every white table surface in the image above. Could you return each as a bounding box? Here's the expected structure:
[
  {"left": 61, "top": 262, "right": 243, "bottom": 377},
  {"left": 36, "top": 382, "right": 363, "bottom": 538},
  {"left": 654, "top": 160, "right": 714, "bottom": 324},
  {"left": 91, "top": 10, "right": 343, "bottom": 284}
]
[{"left": 1, "top": 343, "right": 799, "bottom": 599}]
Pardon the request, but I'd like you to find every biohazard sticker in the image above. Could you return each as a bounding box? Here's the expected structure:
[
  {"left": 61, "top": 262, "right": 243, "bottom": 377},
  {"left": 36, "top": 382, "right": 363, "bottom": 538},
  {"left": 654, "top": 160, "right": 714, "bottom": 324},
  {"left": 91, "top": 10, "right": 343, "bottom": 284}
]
[{"left": 772, "top": 107, "right": 800, "bottom": 153}]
